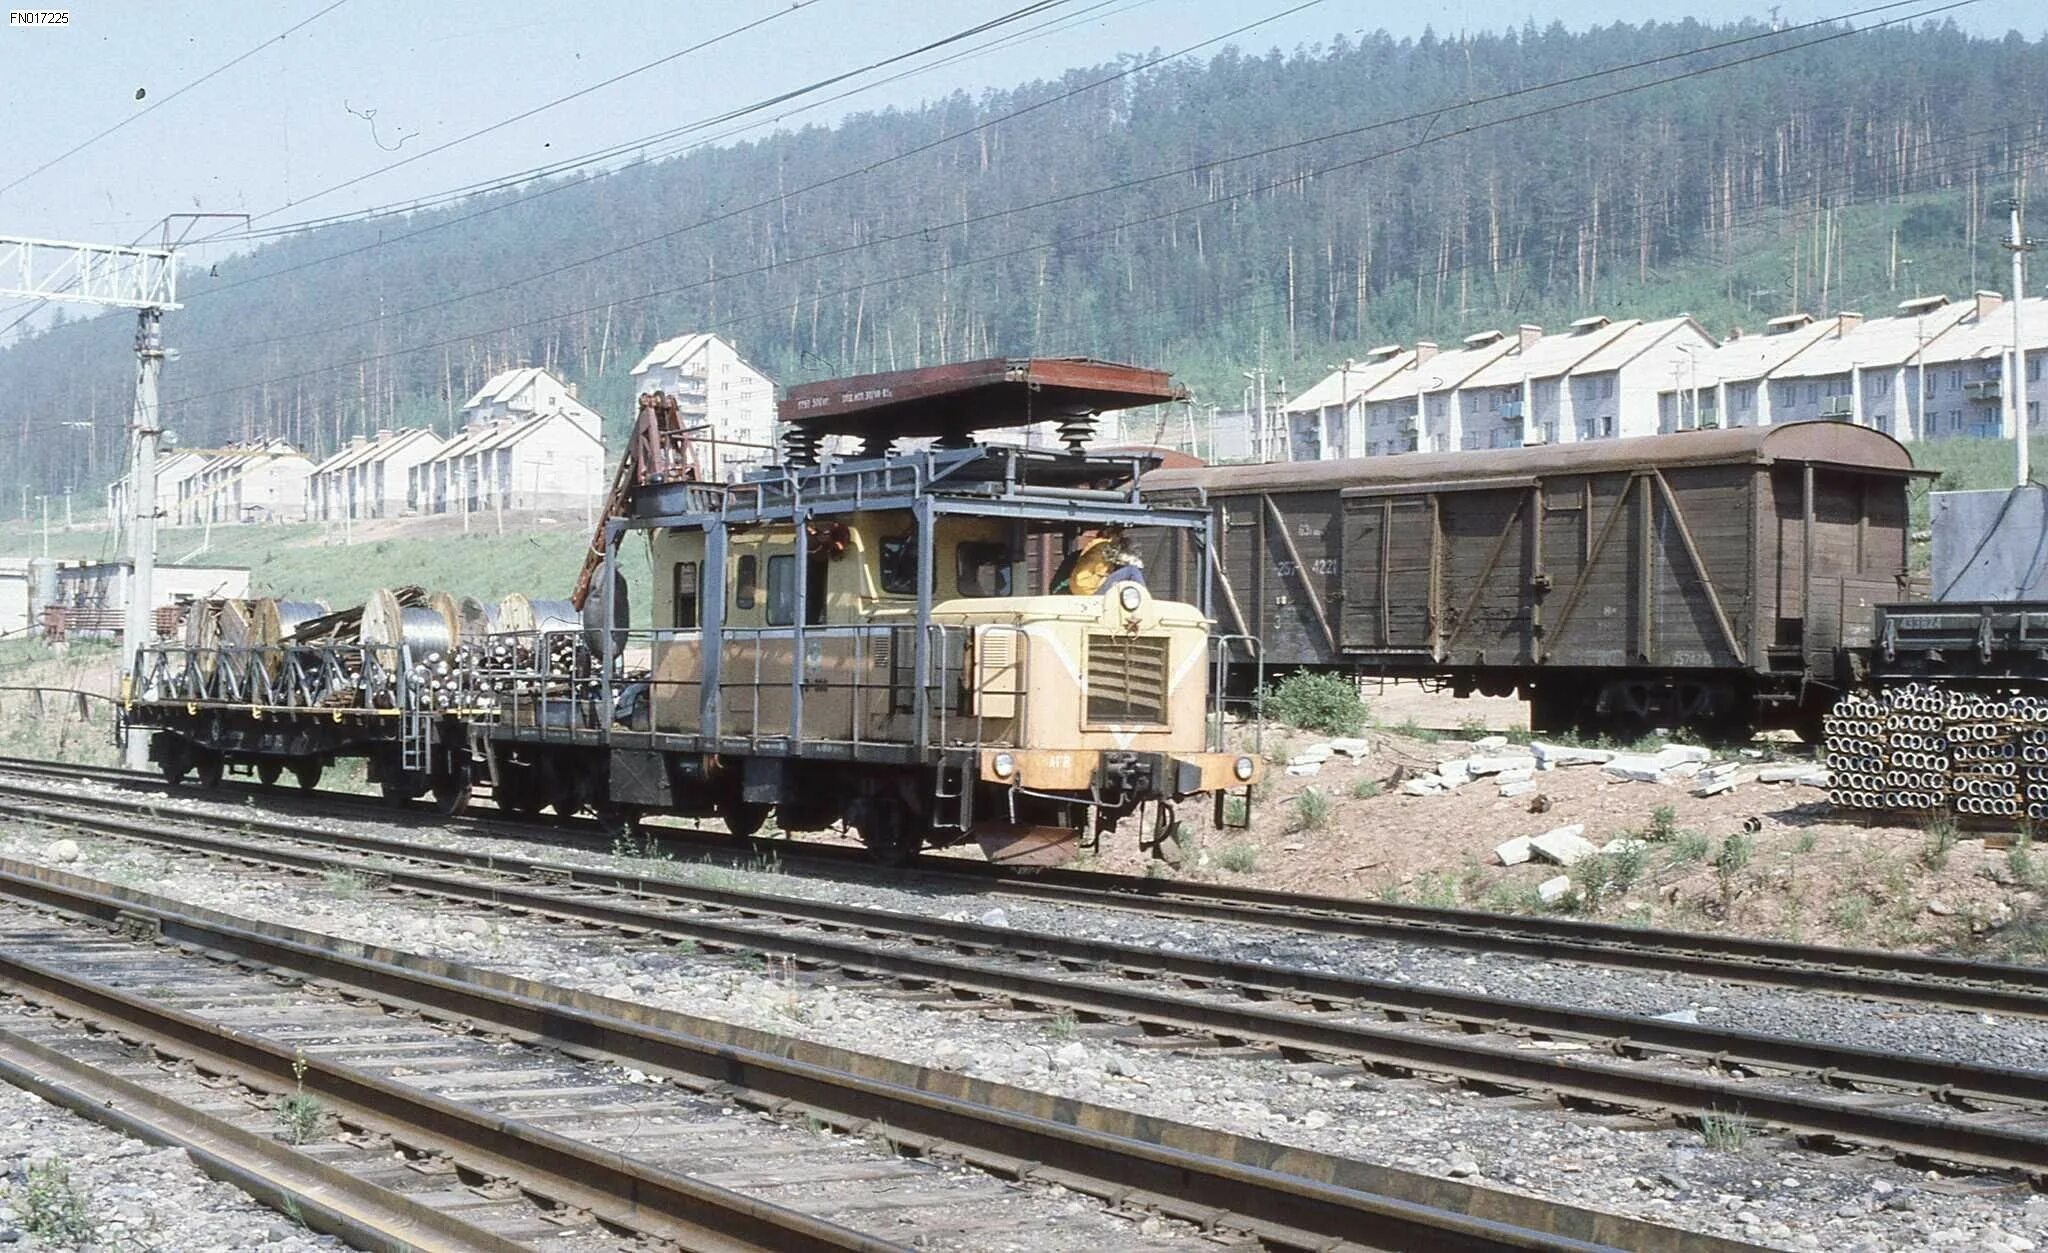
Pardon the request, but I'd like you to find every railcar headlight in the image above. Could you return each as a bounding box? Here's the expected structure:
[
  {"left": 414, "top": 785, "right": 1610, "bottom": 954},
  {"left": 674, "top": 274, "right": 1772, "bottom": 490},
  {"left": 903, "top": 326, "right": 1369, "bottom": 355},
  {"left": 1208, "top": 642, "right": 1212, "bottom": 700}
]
[
  {"left": 1233, "top": 755, "right": 1256, "bottom": 781},
  {"left": 1117, "top": 583, "right": 1143, "bottom": 612},
  {"left": 992, "top": 751, "right": 1016, "bottom": 779}
]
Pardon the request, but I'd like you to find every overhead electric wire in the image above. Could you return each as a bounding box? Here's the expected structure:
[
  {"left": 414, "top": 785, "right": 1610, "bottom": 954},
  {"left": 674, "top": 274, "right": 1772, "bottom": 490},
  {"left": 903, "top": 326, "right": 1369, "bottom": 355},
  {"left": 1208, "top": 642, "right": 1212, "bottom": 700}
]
[
  {"left": 193, "top": 0, "right": 1911, "bottom": 334},
  {"left": 208, "top": 0, "right": 846, "bottom": 235},
  {"left": 0, "top": 0, "right": 349, "bottom": 341},
  {"left": 148, "top": 0, "right": 1983, "bottom": 417},
  {"left": 215, "top": 0, "right": 1111, "bottom": 244},
  {"left": 0, "top": 0, "right": 351, "bottom": 202},
  {"left": 18, "top": 0, "right": 1127, "bottom": 333},
  {"left": 190, "top": 0, "right": 1324, "bottom": 357}
]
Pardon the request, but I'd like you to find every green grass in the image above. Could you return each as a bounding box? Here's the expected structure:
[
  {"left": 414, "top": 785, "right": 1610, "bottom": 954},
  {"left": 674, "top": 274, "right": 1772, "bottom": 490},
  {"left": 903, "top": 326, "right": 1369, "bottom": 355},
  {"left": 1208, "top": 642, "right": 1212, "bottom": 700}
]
[
  {"left": 1698, "top": 1109, "right": 1752, "bottom": 1152},
  {"left": 1214, "top": 842, "right": 1257, "bottom": 874},
  {"left": 1289, "top": 788, "right": 1330, "bottom": 833},
  {"left": 1918, "top": 816, "right": 1958, "bottom": 872},
  {"left": 8, "top": 1160, "right": 95, "bottom": 1246},
  {"left": 1666, "top": 832, "right": 1711, "bottom": 867}
]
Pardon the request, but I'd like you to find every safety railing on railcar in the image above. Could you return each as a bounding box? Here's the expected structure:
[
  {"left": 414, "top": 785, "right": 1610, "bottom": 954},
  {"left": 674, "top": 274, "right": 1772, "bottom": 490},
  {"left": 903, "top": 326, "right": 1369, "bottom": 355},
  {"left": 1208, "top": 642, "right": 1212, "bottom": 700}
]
[
  {"left": 130, "top": 642, "right": 408, "bottom": 711},
  {"left": 1207, "top": 632, "right": 1263, "bottom": 754}
]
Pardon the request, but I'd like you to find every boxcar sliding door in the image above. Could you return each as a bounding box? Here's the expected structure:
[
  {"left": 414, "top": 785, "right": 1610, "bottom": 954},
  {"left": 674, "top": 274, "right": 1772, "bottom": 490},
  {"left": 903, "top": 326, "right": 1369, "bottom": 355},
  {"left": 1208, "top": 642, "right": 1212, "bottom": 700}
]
[{"left": 1339, "top": 492, "right": 1432, "bottom": 652}]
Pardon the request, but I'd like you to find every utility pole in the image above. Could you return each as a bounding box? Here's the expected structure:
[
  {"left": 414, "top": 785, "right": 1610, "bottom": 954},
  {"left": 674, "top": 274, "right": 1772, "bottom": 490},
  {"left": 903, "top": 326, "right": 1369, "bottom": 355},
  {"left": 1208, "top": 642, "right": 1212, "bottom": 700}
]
[
  {"left": 2003, "top": 187, "right": 2035, "bottom": 487},
  {"left": 129, "top": 304, "right": 165, "bottom": 748},
  {"left": 0, "top": 234, "right": 181, "bottom": 768}
]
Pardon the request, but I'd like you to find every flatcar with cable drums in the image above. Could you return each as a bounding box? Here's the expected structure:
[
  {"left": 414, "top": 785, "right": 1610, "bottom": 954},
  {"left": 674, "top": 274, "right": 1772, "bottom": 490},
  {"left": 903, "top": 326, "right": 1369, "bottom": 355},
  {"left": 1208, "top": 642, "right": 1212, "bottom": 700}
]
[
  {"left": 1135, "top": 423, "right": 1924, "bottom": 739},
  {"left": 121, "top": 358, "right": 1263, "bottom": 866}
]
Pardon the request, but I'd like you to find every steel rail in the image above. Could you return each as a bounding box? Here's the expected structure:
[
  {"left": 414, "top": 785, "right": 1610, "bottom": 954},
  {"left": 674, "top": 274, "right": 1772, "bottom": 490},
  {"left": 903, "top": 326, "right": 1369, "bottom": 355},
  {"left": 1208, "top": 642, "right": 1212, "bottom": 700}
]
[
  {"left": 0, "top": 858, "right": 1686, "bottom": 1253},
  {"left": 0, "top": 926, "right": 893, "bottom": 1252},
  {"left": 8, "top": 793, "right": 2048, "bottom": 1183},
  {"left": 10, "top": 754, "right": 2047, "bottom": 1019},
  {"left": 3, "top": 785, "right": 2042, "bottom": 1114},
  {"left": 0, "top": 1023, "right": 529, "bottom": 1253}
]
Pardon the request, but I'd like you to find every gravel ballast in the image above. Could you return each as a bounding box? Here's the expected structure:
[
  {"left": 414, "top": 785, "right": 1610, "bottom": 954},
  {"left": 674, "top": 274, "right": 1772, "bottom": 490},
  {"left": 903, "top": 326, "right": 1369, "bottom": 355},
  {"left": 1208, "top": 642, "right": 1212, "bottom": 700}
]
[{"left": 1, "top": 787, "right": 2045, "bottom": 1251}]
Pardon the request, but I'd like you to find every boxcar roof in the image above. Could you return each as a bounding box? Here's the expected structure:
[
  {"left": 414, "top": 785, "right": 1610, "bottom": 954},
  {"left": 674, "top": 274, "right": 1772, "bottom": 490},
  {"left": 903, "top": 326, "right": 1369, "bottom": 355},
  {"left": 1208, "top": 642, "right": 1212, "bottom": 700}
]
[{"left": 1141, "top": 422, "right": 1916, "bottom": 495}]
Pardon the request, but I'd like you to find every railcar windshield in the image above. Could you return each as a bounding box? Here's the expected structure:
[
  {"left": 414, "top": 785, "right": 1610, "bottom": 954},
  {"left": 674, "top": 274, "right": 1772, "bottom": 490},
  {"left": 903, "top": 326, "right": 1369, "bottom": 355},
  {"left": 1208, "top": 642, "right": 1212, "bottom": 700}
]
[{"left": 954, "top": 542, "right": 1014, "bottom": 597}]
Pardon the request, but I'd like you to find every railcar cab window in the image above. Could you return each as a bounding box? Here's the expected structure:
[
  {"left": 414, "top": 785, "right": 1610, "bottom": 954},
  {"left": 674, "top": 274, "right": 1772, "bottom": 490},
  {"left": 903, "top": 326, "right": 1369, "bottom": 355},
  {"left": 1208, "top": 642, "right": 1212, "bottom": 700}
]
[
  {"left": 765, "top": 554, "right": 829, "bottom": 626},
  {"left": 672, "top": 561, "right": 699, "bottom": 630},
  {"left": 955, "top": 542, "right": 1013, "bottom": 597},
  {"left": 766, "top": 555, "right": 795, "bottom": 626},
  {"left": 878, "top": 535, "right": 916, "bottom": 595},
  {"left": 734, "top": 555, "right": 758, "bottom": 609}
]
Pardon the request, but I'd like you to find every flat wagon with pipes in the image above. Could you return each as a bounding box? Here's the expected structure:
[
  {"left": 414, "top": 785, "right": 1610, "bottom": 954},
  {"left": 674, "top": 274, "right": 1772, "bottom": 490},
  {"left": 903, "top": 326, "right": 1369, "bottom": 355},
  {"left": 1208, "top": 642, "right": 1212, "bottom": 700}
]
[
  {"left": 1138, "top": 423, "right": 1921, "bottom": 738},
  {"left": 123, "top": 358, "right": 1262, "bottom": 866}
]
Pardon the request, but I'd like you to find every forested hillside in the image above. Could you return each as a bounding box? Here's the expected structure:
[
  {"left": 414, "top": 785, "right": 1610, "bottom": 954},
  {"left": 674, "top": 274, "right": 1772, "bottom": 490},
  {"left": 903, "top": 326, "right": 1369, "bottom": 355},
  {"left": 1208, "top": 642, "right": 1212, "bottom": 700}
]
[{"left": 5, "top": 15, "right": 2047, "bottom": 502}]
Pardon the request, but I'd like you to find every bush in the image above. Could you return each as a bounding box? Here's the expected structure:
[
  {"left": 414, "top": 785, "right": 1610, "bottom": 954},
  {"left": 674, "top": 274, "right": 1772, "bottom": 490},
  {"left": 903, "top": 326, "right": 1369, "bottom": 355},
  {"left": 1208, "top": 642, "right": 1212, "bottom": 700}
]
[
  {"left": 1919, "top": 816, "right": 1957, "bottom": 872},
  {"left": 9, "top": 1160, "right": 94, "bottom": 1245},
  {"left": 1646, "top": 806, "right": 1679, "bottom": 842},
  {"left": 1290, "top": 788, "right": 1330, "bottom": 833},
  {"left": 1215, "top": 842, "right": 1258, "bottom": 873},
  {"left": 1261, "top": 672, "right": 1369, "bottom": 737}
]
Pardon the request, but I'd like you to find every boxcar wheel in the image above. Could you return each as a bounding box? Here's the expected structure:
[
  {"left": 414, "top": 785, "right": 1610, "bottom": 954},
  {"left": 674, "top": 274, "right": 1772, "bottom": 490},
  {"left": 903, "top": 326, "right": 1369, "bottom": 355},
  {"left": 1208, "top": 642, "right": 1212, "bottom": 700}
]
[
  {"left": 496, "top": 771, "right": 545, "bottom": 816},
  {"left": 193, "top": 751, "right": 224, "bottom": 791},
  {"left": 156, "top": 737, "right": 189, "bottom": 788},
  {"left": 257, "top": 761, "right": 283, "bottom": 787},
  {"left": 292, "top": 760, "right": 323, "bottom": 791},
  {"left": 592, "top": 801, "right": 640, "bottom": 839},
  {"left": 723, "top": 801, "right": 772, "bottom": 838}
]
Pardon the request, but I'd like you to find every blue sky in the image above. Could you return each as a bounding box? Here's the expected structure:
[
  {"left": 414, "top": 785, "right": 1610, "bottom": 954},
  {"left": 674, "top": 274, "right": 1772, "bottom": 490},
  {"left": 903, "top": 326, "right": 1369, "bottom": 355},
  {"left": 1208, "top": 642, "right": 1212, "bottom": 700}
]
[{"left": 1, "top": 0, "right": 2041, "bottom": 256}]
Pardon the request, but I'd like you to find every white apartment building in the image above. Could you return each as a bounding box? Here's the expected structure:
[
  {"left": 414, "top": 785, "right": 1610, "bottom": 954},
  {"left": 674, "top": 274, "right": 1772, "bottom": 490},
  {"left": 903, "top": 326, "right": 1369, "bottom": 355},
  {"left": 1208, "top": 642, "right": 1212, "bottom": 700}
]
[
  {"left": 178, "top": 440, "right": 315, "bottom": 526},
  {"left": 1653, "top": 293, "right": 2047, "bottom": 441},
  {"left": 1354, "top": 332, "right": 1519, "bottom": 456},
  {"left": 1283, "top": 344, "right": 1414, "bottom": 460},
  {"left": 629, "top": 333, "right": 777, "bottom": 480},
  {"left": 414, "top": 367, "right": 606, "bottom": 515},
  {"left": 1285, "top": 313, "right": 1712, "bottom": 459},
  {"left": 307, "top": 427, "right": 446, "bottom": 522},
  {"left": 106, "top": 449, "right": 206, "bottom": 532},
  {"left": 1654, "top": 312, "right": 1845, "bottom": 432},
  {"left": 1452, "top": 317, "right": 1635, "bottom": 450}
]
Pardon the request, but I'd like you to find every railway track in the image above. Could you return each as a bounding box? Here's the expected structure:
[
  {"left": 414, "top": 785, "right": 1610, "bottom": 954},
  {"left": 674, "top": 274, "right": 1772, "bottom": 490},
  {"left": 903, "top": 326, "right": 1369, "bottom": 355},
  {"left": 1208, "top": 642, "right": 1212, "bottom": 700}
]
[
  {"left": 7, "top": 753, "right": 2048, "bottom": 1021},
  {"left": 6, "top": 778, "right": 2048, "bottom": 1189},
  {"left": 0, "top": 857, "right": 1725, "bottom": 1253}
]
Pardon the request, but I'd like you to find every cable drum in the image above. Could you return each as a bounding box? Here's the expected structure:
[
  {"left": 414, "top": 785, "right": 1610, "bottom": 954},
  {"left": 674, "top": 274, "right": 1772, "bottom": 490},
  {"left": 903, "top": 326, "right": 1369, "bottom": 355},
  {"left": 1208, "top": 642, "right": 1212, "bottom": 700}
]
[
  {"left": 498, "top": 593, "right": 581, "bottom": 637},
  {"left": 360, "top": 588, "right": 455, "bottom": 690},
  {"left": 183, "top": 599, "right": 223, "bottom": 680},
  {"left": 456, "top": 594, "right": 500, "bottom": 645}
]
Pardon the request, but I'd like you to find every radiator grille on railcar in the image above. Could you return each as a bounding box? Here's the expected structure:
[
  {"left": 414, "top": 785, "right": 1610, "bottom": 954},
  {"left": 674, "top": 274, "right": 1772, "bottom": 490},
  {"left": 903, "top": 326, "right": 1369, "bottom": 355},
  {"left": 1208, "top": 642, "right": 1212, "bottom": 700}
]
[{"left": 1086, "top": 634, "right": 1170, "bottom": 724}]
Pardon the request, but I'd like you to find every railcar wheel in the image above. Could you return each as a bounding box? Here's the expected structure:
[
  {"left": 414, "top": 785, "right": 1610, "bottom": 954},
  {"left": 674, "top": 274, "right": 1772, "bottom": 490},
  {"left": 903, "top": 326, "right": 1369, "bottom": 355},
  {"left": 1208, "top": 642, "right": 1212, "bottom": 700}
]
[
  {"left": 379, "top": 771, "right": 428, "bottom": 805},
  {"left": 496, "top": 771, "right": 545, "bottom": 816},
  {"left": 193, "top": 751, "right": 224, "bottom": 791},
  {"left": 156, "top": 737, "right": 189, "bottom": 788},
  {"left": 432, "top": 764, "right": 473, "bottom": 816},
  {"left": 257, "top": 761, "right": 283, "bottom": 787},
  {"left": 850, "top": 796, "right": 922, "bottom": 867},
  {"left": 723, "top": 801, "right": 773, "bottom": 839},
  {"left": 292, "top": 760, "right": 323, "bottom": 791},
  {"left": 591, "top": 801, "right": 640, "bottom": 839}
]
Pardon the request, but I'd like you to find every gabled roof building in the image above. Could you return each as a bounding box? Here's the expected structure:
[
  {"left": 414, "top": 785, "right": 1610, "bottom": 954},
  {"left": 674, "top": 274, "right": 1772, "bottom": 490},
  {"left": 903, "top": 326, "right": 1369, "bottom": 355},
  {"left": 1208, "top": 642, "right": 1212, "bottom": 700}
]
[
  {"left": 307, "top": 427, "right": 445, "bottom": 522},
  {"left": 628, "top": 333, "right": 777, "bottom": 480}
]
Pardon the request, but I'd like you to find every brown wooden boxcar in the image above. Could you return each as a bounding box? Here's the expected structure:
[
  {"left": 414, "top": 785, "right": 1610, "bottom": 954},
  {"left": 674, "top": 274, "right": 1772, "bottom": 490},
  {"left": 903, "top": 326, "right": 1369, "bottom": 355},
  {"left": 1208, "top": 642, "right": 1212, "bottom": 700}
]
[{"left": 1137, "top": 424, "right": 1921, "bottom": 736}]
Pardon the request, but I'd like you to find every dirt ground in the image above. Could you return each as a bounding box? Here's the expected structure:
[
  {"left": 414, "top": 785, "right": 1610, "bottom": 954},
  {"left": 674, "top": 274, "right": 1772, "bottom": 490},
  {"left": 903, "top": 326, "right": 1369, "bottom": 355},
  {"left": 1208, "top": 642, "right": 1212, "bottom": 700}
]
[{"left": 1084, "top": 683, "right": 2048, "bottom": 963}]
